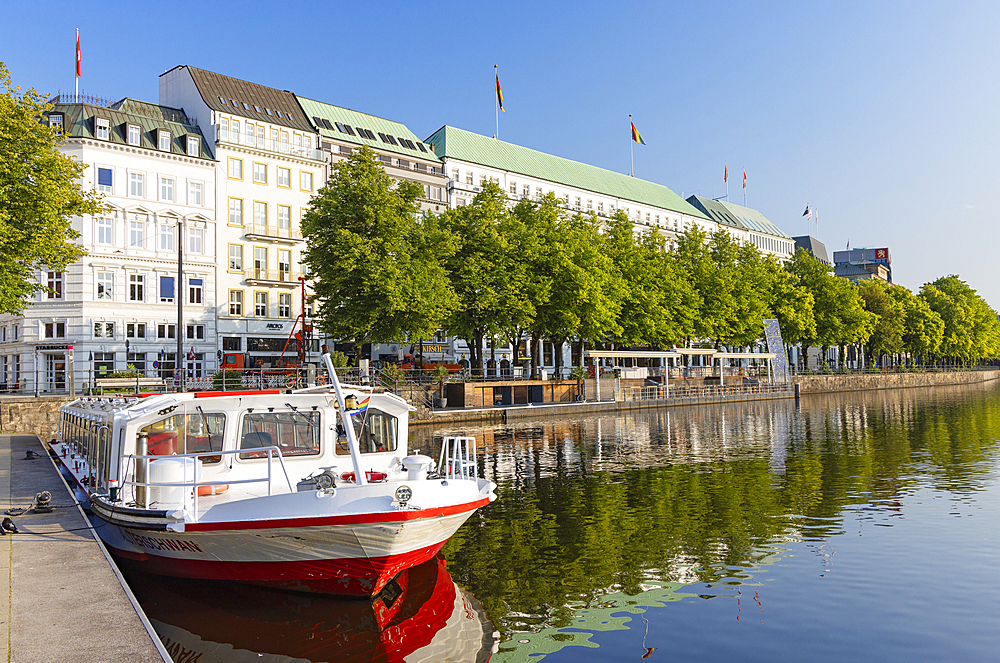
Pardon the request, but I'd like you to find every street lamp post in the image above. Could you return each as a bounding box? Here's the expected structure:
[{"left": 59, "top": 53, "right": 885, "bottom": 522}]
[{"left": 176, "top": 219, "right": 184, "bottom": 392}]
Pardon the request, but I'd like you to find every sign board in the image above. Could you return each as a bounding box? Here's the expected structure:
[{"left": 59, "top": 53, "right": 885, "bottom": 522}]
[{"left": 763, "top": 319, "right": 789, "bottom": 383}]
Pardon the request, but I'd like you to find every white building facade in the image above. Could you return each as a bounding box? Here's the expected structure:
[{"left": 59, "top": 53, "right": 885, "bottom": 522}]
[
  {"left": 0, "top": 97, "right": 218, "bottom": 393},
  {"left": 160, "top": 66, "right": 327, "bottom": 368}
]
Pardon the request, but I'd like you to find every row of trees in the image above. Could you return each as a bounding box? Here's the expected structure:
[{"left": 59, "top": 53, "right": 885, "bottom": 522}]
[{"left": 303, "top": 147, "right": 1000, "bottom": 372}]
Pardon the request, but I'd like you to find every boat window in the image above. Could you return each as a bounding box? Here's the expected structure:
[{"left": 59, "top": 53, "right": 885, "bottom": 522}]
[
  {"left": 239, "top": 411, "right": 320, "bottom": 460},
  {"left": 337, "top": 408, "right": 398, "bottom": 455},
  {"left": 140, "top": 412, "right": 226, "bottom": 464}
]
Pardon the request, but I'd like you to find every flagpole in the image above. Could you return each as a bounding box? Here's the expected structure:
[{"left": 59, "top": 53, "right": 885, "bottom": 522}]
[
  {"left": 495, "top": 65, "right": 499, "bottom": 141},
  {"left": 725, "top": 161, "right": 729, "bottom": 201},
  {"left": 75, "top": 28, "right": 79, "bottom": 99},
  {"left": 629, "top": 115, "right": 633, "bottom": 177}
]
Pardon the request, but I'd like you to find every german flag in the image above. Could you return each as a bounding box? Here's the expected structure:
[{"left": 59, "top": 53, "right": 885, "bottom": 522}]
[{"left": 495, "top": 73, "right": 504, "bottom": 112}]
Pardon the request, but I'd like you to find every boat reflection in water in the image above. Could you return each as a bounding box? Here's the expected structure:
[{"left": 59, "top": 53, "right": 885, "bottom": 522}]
[{"left": 122, "top": 556, "right": 498, "bottom": 662}]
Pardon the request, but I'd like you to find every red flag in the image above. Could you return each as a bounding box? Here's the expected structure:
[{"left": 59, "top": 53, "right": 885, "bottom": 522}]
[
  {"left": 743, "top": 169, "right": 747, "bottom": 189},
  {"left": 75, "top": 29, "right": 81, "bottom": 77},
  {"left": 724, "top": 163, "right": 728, "bottom": 183}
]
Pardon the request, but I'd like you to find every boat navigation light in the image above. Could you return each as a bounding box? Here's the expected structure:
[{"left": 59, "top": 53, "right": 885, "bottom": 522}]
[
  {"left": 395, "top": 485, "right": 412, "bottom": 507},
  {"left": 345, "top": 394, "right": 358, "bottom": 410}
]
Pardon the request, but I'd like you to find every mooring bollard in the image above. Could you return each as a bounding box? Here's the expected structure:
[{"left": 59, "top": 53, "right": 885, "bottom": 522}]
[{"left": 794, "top": 383, "right": 801, "bottom": 400}]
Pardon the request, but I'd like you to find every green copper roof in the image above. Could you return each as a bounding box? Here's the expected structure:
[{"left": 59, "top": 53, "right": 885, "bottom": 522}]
[
  {"left": 48, "top": 98, "right": 214, "bottom": 160},
  {"left": 719, "top": 201, "right": 792, "bottom": 239},
  {"left": 424, "top": 125, "right": 707, "bottom": 219},
  {"left": 295, "top": 96, "right": 440, "bottom": 163},
  {"left": 685, "top": 195, "right": 748, "bottom": 230}
]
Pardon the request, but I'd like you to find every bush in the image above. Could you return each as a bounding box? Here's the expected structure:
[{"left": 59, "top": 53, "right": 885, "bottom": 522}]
[{"left": 212, "top": 370, "right": 244, "bottom": 390}]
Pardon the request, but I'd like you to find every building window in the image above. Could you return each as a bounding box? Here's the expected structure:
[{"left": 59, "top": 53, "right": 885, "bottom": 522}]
[
  {"left": 95, "top": 118, "right": 110, "bottom": 140},
  {"left": 222, "top": 337, "right": 241, "bottom": 351},
  {"left": 45, "top": 322, "right": 66, "bottom": 338},
  {"left": 253, "top": 246, "right": 267, "bottom": 278},
  {"left": 253, "top": 162, "right": 267, "bottom": 184},
  {"left": 160, "top": 176, "right": 174, "bottom": 202},
  {"left": 254, "top": 292, "right": 268, "bottom": 317},
  {"left": 466, "top": 172, "right": 473, "bottom": 185},
  {"left": 277, "top": 206, "right": 291, "bottom": 234},
  {"left": 278, "top": 249, "right": 291, "bottom": 280},
  {"left": 157, "top": 324, "right": 175, "bottom": 339},
  {"left": 127, "top": 124, "right": 140, "bottom": 145},
  {"left": 186, "top": 136, "right": 200, "bottom": 156},
  {"left": 186, "top": 324, "right": 205, "bottom": 340},
  {"left": 598, "top": 202, "right": 604, "bottom": 212},
  {"left": 300, "top": 171, "right": 313, "bottom": 191},
  {"left": 277, "top": 167, "right": 290, "bottom": 188},
  {"left": 97, "top": 167, "right": 113, "bottom": 193},
  {"left": 536, "top": 187, "right": 542, "bottom": 198},
  {"left": 509, "top": 181, "right": 517, "bottom": 194},
  {"left": 96, "top": 272, "right": 113, "bottom": 300},
  {"left": 229, "top": 290, "right": 243, "bottom": 316},
  {"left": 278, "top": 293, "right": 291, "bottom": 318},
  {"left": 159, "top": 275, "right": 174, "bottom": 303},
  {"left": 228, "top": 157, "right": 243, "bottom": 179},
  {"left": 158, "top": 130, "right": 171, "bottom": 151},
  {"left": 94, "top": 322, "right": 115, "bottom": 338},
  {"left": 126, "top": 322, "right": 147, "bottom": 339},
  {"left": 48, "top": 114, "right": 63, "bottom": 131},
  {"left": 188, "top": 226, "right": 203, "bottom": 254},
  {"left": 229, "top": 244, "right": 243, "bottom": 271},
  {"left": 159, "top": 224, "right": 174, "bottom": 251},
  {"left": 129, "top": 274, "right": 144, "bottom": 301},
  {"left": 46, "top": 271, "right": 63, "bottom": 299},
  {"left": 256, "top": 126, "right": 265, "bottom": 146},
  {"left": 189, "top": 278, "right": 203, "bottom": 304},
  {"left": 129, "top": 220, "right": 145, "bottom": 248},
  {"left": 188, "top": 181, "right": 203, "bottom": 206},
  {"left": 229, "top": 198, "right": 243, "bottom": 226},
  {"left": 127, "top": 352, "right": 146, "bottom": 375},
  {"left": 129, "top": 172, "right": 144, "bottom": 197},
  {"left": 95, "top": 216, "right": 113, "bottom": 244},
  {"left": 253, "top": 202, "right": 267, "bottom": 229}
]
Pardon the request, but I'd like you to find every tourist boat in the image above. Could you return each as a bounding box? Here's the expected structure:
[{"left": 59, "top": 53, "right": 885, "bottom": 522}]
[{"left": 51, "top": 346, "right": 496, "bottom": 596}]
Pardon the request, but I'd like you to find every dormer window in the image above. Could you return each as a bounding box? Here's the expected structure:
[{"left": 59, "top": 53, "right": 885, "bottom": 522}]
[
  {"left": 186, "top": 135, "right": 200, "bottom": 157},
  {"left": 48, "top": 114, "right": 63, "bottom": 132},
  {"left": 95, "top": 118, "right": 110, "bottom": 140},
  {"left": 158, "top": 130, "right": 171, "bottom": 151},
  {"left": 127, "top": 124, "right": 141, "bottom": 146}
]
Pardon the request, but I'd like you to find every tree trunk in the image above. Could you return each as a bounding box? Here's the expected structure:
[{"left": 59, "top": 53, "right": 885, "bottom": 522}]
[
  {"left": 530, "top": 332, "right": 540, "bottom": 379},
  {"left": 474, "top": 329, "right": 485, "bottom": 376}
]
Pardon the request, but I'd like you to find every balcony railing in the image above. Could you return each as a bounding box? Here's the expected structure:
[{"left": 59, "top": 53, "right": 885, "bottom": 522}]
[
  {"left": 244, "top": 268, "right": 302, "bottom": 284},
  {"left": 244, "top": 223, "right": 302, "bottom": 240},
  {"left": 217, "top": 127, "right": 324, "bottom": 161}
]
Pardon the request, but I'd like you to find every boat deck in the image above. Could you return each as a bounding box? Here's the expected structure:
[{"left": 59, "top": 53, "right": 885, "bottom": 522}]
[{"left": 0, "top": 434, "right": 168, "bottom": 662}]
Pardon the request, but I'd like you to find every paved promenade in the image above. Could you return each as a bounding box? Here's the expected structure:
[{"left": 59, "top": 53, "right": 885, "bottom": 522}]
[{"left": 1, "top": 434, "right": 167, "bottom": 662}]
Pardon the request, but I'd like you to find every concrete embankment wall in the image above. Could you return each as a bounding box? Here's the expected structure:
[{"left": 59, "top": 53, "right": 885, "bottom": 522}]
[
  {"left": 793, "top": 370, "right": 1000, "bottom": 394},
  {"left": 3, "top": 370, "right": 998, "bottom": 437}
]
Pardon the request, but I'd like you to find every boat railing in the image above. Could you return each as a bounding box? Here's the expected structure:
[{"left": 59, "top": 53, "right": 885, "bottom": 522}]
[
  {"left": 439, "top": 436, "right": 478, "bottom": 481},
  {"left": 121, "top": 446, "right": 295, "bottom": 516}
]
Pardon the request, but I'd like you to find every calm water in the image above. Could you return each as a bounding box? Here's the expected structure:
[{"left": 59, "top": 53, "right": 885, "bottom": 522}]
[{"left": 127, "top": 382, "right": 1000, "bottom": 662}]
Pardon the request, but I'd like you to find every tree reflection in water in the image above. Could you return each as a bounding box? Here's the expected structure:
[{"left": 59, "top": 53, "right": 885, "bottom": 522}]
[{"left": 413, "top": 382, "right": 1000, "bottom": 658}]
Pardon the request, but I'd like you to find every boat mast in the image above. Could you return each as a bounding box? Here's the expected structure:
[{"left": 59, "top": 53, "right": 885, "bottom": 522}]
[{"left": 322, "top": 345, "right": 367, "bottom": 485}]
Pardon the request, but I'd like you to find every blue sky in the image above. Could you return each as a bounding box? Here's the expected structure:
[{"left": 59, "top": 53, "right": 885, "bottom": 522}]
[{"left": 5, "top": 0, "right": 999, "bottom": 307}]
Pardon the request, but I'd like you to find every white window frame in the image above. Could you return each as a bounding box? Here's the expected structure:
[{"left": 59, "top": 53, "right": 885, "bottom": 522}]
[
  {"left": 95, "top": 217, "right": 113, "bottom": 244},
  {"left": 158, "top": 130, "right": 171, "bottom": 151},
  {"left": 127, "top": 124, "right": 141, "bottom": 146},
  {"left": 129, "top": 172, "right": 145, "bottom": 198},
  {"left": 159, "top": 176, "right": 174, "bottom": 202},
  {"left": 188, "top": 181, "right": 203, "bottom": 206},
  {"left": 129, "top": 220, "right": 145, "bottom": 248},
  {"left": 228, "top": 244, "right": 243, "bottom": 271},
  {"left": 95, "top": 118, "right": 110, "bottom": 141},
  {"left": 96, "top": 272, "right": 114, "bottom": 300},
  {"left": 186, "top": 135, "right": 200, "bottom": 156},
  {"left": 188, "top": 226, "right": 203, "bottom": 254}
]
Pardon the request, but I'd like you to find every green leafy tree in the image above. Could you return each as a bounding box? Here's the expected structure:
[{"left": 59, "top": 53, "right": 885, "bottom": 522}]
[
  {"left": 857, "top": 280, "right": 905, "bottom": 365},
  {"left": 787, "top": 248, "right": 875, "bottom": 366},
  {"left": 919, "top": 275, "right": 1000, "bottom": 365},
  {"left": 441, "top": 181, "right": 537, "bottom": 374},
  {"left": 301, "top": 146, "right": 457, "bottom": 356},
  {"left": 531, "top": 206, "right": 620, "bottom": 376},
  {"left": 0, "top": 62, "right": 101, "bottom": 313},
  {"left": 604, "top": 211, "right": 696, "bottom": 348}
]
